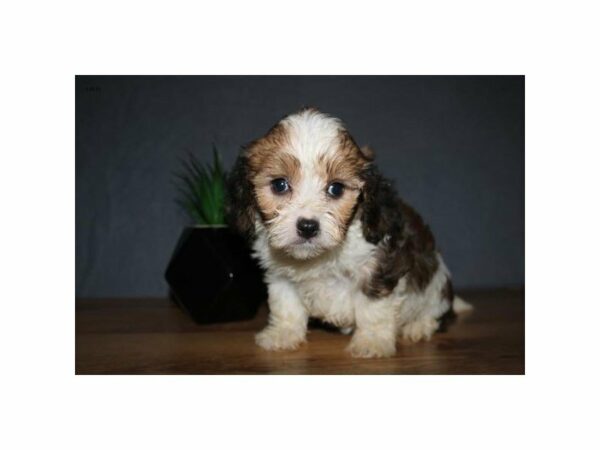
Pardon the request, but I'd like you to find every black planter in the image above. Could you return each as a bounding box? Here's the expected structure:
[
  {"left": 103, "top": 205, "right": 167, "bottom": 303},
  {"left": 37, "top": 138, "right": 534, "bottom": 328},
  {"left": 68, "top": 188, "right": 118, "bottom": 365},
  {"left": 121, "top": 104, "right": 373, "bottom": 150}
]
[{"left": 165, "top": 226, "right": 267, "bottom": 324}]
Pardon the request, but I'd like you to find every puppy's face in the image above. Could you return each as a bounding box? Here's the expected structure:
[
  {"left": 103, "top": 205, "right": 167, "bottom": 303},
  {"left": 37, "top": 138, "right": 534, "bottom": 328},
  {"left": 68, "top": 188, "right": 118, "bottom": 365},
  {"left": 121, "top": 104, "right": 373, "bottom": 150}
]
[{"left": 240, "top": 110, "right": 371, "bottom": 259}]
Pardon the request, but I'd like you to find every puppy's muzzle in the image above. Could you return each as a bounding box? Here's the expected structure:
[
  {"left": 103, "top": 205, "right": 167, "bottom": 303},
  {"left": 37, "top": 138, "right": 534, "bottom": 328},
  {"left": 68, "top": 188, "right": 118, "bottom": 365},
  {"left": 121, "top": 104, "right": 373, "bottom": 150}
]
[{"left": 296, "top": 218, "right": 319, "bottom": 239}]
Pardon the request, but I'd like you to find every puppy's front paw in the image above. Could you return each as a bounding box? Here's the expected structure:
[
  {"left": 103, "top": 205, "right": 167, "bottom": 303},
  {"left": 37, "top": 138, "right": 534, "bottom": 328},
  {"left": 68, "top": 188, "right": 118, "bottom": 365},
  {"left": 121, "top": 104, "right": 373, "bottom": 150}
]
[
  {"left": 401, "top": 317, "right": 438, "bottom": 343},
  {"left": 347, "top": 331, "right": 396, "bottom": 358},
  {"left": 255, "top": 325, "right": 306, "bottom": 351}
]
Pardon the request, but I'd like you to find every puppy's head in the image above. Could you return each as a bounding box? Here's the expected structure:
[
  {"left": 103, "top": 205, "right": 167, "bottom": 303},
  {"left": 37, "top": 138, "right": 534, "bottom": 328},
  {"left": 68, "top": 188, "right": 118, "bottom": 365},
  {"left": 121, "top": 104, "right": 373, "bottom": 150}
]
[{"left": 228, "top": 108, "right": 373, "bottom": 259}]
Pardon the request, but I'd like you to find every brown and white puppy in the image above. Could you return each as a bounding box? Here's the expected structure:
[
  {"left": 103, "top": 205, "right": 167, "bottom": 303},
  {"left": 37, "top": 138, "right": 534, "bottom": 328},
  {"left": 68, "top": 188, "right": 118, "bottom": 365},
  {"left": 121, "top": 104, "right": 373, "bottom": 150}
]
[{"left": 227, "top": 108, "right": 471, "bottom": 358}]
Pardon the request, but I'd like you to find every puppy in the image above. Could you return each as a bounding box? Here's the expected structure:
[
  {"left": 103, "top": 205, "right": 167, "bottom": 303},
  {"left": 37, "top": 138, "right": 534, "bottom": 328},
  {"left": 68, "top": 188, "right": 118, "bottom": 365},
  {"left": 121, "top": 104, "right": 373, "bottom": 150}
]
[{"left": 227, "top": 108, "right": 471, "bottom": 358}]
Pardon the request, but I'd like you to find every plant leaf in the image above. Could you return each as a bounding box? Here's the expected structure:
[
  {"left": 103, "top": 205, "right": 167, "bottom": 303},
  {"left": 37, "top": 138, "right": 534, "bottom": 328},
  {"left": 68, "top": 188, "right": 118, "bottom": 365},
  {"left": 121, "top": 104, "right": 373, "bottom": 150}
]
[{"left": 173, "top": 147, "right": 227, "bottom": 225}]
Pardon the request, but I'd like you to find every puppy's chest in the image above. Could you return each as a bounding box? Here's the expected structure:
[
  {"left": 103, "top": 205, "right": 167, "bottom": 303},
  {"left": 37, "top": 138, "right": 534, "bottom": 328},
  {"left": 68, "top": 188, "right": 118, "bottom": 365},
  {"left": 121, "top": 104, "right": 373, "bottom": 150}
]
[
  {"left": 296, "top": 270, "right": 358, "bottom": 325},
  {"left": 294, "top": 234, "right": 377, "bottom": 325},
  {"left": 256, "top": 220, "right": 378, "bottom": 325}
]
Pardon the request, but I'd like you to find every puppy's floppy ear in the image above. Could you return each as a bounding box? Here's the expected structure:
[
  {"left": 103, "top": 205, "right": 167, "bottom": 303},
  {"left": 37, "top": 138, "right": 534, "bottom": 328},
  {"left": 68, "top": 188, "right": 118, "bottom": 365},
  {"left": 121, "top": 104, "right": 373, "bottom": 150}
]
[
  {"left": 359, "top": 165, "right": 406, "bottom": 297},
  {"left": 225, "top": 153, "right": 257, "bottom": 240},
  {"left": 359, "top": 164, "right": 440, "bottom": 298},
  {"left": 359, "top": 164, "right": 402, "bottom": 244}
]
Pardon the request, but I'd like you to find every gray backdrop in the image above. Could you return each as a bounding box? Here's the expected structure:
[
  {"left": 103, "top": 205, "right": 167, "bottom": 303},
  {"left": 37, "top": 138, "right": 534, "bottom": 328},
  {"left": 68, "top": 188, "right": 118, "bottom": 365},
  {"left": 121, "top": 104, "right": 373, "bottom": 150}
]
[{"left": 76, "top": 76, "right": 524, "bottom": 298}]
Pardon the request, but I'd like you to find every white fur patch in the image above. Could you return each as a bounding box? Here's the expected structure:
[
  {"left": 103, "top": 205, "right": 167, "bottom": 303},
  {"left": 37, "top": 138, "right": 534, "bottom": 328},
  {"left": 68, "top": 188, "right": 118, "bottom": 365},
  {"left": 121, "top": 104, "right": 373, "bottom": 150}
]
[{"left": 281, "top": 109, "right": 344, "bottom": 168}]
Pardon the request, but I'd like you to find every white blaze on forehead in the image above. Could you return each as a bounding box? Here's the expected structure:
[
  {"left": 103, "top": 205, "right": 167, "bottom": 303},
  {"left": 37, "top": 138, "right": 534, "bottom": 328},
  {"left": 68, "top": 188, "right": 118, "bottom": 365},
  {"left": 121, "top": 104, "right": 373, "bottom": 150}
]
[
  {"left": 280, "top": 109, "right": 344, "bottom": 168},
  {"left": 277, "top": 110, "right": 344, "bottom": 213}
]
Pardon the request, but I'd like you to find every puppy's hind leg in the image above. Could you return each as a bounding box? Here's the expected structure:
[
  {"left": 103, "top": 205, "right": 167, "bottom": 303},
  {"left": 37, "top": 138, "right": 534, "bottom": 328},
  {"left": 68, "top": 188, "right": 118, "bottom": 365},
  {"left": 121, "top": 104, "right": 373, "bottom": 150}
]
[
  {"left": 255, "top": 278, "right": 308, "bottom": 351},
  {"left": 399, "top": 290, "right": 451, "bottom": 342},
  {"left": 347, "top": 296, "right": 397, "bottom": 358}
]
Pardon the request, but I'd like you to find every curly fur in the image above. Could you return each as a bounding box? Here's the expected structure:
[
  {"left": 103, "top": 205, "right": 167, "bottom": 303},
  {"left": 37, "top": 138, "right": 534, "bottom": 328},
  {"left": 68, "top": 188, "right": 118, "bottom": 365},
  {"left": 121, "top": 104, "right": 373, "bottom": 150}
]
[
  {"left": 359, "top": 164, "right": 440, "bottom": 298},
  {"left": 226, "top": 108, "right": 469, "bottom": 358}
]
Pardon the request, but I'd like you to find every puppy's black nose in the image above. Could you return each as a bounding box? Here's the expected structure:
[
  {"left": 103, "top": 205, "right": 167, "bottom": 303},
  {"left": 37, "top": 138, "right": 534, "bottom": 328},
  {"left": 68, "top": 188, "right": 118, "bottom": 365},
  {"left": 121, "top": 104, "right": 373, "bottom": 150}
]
[{"left": 296, "top": 218, "right": 320, "bottom": 239}]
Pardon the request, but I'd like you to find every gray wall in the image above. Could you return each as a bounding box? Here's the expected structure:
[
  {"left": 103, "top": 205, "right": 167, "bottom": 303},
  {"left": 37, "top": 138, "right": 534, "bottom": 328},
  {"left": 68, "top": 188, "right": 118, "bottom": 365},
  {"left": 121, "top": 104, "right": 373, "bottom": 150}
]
[{"left": 76, "top": 76, "right": 524, "bottom": 297}]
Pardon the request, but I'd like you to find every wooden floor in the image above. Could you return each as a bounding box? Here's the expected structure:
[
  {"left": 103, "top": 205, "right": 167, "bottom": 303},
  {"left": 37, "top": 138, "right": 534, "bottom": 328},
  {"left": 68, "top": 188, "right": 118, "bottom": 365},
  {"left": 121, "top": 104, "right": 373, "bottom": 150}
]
[{"left": 76, "top": 289, "right": 524, "bottom": 375}]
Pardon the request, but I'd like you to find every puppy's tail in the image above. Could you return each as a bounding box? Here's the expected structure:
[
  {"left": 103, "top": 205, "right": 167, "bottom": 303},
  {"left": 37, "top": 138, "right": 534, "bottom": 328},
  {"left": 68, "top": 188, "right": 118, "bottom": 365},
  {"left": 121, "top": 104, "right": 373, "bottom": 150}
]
[{"left": 453, "top": 296, "right": 473, "bottom": 313}]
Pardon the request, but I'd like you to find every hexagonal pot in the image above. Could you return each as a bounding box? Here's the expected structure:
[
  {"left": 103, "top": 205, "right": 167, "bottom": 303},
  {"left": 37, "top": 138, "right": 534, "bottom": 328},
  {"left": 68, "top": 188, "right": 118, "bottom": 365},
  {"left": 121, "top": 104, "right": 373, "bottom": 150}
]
[{"left": 165, "top": 225, "right": 267, "bottom": 324}]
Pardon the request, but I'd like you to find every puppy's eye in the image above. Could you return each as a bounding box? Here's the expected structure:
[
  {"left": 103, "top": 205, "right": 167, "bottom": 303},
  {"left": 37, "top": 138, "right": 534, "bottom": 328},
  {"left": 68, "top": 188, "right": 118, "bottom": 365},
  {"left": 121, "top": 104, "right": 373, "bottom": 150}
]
[
  {"left": 271, "top": 178, "right": 290, "bottom": 194},
  {"left": 326, "top": 182, "right": 345, "bottom": 198}
]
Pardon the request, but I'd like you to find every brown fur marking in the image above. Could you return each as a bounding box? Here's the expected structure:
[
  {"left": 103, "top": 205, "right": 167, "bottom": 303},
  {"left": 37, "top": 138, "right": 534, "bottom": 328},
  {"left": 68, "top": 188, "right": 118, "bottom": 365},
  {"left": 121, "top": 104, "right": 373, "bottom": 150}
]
[
  {"left": 242, "top": 124, "right": 301, "bottom": 222},
  {"left": 360, "top": 165, "right": 440, "bottom": 298}
]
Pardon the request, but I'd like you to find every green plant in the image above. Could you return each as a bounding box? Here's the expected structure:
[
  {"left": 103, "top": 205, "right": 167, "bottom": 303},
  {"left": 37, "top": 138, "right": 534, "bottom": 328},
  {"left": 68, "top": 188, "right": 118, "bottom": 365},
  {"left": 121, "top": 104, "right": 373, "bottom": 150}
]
[{"left": 175, "top": 146, "right": 226, "bottom": 225}]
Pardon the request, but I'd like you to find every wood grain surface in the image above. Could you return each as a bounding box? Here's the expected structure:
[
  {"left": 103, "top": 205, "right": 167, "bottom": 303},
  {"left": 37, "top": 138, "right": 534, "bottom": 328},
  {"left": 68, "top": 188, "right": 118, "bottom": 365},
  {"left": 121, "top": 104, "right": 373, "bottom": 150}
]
[{"left": 76, "top": 289, "right": 524, "bottom": 375}]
